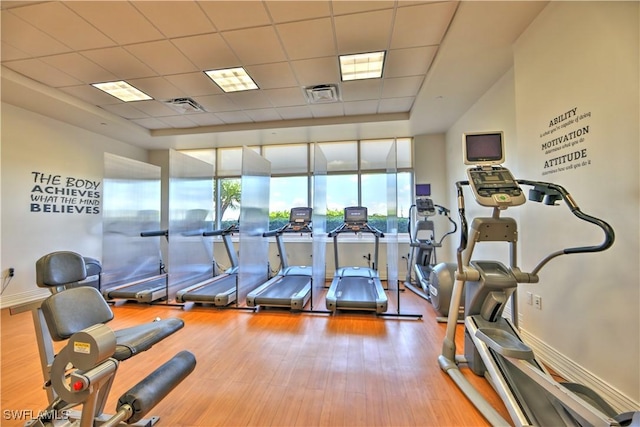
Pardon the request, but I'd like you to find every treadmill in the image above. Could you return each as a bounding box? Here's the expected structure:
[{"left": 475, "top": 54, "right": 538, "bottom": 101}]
[
  {"left": 175, "top": 224, "right": 238, "bottom": 306},
  {"left": 325, "top": 206, "right": 388, "bottom": 314},
  {"left": 102, "top": 229, "right": 169, "bottom": 303},
  {"left": 246, "top": 207, "right": 313, "bottom": 310}
]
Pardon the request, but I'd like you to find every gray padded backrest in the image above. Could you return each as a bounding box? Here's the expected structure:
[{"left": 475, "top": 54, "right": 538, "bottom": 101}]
[
  {"left": 36, "top": 251, "right": 87, "bottom": 288},
  {"left": 41, "top": 286, "right": 114, "bottom": 341}
]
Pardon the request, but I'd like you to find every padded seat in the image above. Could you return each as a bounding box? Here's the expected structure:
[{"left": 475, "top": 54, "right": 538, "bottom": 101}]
[{"left": 36, "top": 251, "right": 184, "bottom": 361}]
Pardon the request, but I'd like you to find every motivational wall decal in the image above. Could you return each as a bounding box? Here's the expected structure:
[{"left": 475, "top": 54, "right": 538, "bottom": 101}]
[
  {"left": 539, "top": 106, "right": 592, "bottom": 176},
  {"left": 29, "top": 171, "right": 101, "bottom": 214}
]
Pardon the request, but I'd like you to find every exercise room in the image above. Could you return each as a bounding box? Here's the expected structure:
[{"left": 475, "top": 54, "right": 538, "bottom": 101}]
[{"left": 1, "top": 1, "right": 638, "bottom": 426}]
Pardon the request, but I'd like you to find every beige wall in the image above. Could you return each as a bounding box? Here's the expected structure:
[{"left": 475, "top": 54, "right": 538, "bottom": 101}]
[{"left": 0, "top": 103, "right": 147, "bottom": 307}]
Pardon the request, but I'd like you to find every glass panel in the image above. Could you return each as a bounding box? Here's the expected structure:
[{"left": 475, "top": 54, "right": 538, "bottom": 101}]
[
  {"left": 361, "top": 173, "right": 387, "bottom": 232},
  {"left": 386, "top": 142, "right": 398, "bottom": 293},
  {"left": 360, "top": 139, "right": 394, "bottom": 170},
  {"left": 168, "top": 150, "right": 214, "bottom": 298},
  {"left": 219, "top": 178, "right": 241, "bottom": 226},
  {"left": 317, "top": 141, "right": 357, "bottom": 171},
  {"left": 238, "top": 147, "right": 270, "bottom": 303},
  {"left": 102, "top": 154, "right": 162, "bottom": 287},
  {"left": 269, "top": 176, "right": 309, "bottom": 229},
  {"left": 180, "top": 149, "right": 216, "bottom": 167},
  {"left": 312, "top": 143, "right": 327, "bottom": 310},
  {"left": 217, "top": 146, "right": 260, "bottom": 176},
  {"left": 396, "top": 137, "right": 412, "bottom": 169},
  {"left": 397, "top": 172, "right": 412, "bottom": 233},
  {"left": 326, "top": 174, "right": 357, "bottom": 231},
  {"left": 264, "top": 144, "right": 308, "bottom": 174}
]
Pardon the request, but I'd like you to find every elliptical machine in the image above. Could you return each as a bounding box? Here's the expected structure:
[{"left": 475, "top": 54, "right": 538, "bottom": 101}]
[
  {"left": 405, "top": 185, "right": 458, "bottom": 320},
  {"left": 438, "top": 131, "right": 638, "bottom": 426}
]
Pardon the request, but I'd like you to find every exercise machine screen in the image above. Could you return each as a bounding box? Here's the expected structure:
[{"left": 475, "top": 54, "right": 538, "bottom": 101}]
[
  {"left": 345, "top": 206, "right": 367, "bottom": 225},
  {"left": 463, "top": 131, "right": 505, "bottom": 166}
]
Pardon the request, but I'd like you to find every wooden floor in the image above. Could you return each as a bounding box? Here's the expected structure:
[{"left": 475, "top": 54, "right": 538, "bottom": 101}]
[{"left": 1, "top": 289, "right": 511, "bottom": 426}]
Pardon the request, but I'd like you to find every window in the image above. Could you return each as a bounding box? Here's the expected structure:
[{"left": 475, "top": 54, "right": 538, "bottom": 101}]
[{"left": 269, "top": 176, "right": 309, "bottom": 230}]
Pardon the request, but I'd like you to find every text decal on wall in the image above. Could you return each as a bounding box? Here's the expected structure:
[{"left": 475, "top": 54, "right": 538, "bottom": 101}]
[
  {"left": 539, "top": 106, "right": 592, "bottom": 176},
  {"left": 30, "top": 171, "right": 101, "bottom": 214}
]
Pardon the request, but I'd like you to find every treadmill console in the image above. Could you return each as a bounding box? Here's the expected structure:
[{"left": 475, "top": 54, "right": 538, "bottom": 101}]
[
  {"left": 344, "top": 206, "right": 367, "bottom": 230},
  {"left": 462, "top": 131, "right": 525, "bottom": 208},
  {"left": 288, "top": 207, "right": 312, "bottom": 232}
]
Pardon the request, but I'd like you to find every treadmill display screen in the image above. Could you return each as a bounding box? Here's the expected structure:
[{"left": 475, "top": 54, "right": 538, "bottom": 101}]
[
  {"left": 344, "top": 206, "right": 367, "bottom": 225},
  {"left": 290, "top": 207, "right": 312, "bottom": 223}
]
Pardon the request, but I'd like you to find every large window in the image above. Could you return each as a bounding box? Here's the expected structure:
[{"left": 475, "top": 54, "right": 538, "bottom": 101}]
[{"left": 181, "top": 137, "right": 413, "bottom": 233}]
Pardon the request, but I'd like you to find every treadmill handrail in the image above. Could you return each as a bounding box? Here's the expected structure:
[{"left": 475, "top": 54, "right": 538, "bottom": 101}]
[
  {"left": 140, "top": 230, "right": 168, "bottom": 238},
  {"left": 203, "top": 223, "right": 238, "bottom": 237}
]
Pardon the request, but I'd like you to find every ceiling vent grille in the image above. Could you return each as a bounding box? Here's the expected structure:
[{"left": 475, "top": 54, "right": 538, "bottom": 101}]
[
  {"left": 163, "top": 97, "right": 205, "bottom": 113},
  {"left": 304, "top": 84, "right": 341, "bottom": 104}
]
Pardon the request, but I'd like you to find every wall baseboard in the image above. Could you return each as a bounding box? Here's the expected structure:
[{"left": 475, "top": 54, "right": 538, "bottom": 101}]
[
  {"left": 0, "top": 288, "right": 49, "bottom": 310},
  {"left": 520, "top": 328, "right": 640, "bottom": 413}
]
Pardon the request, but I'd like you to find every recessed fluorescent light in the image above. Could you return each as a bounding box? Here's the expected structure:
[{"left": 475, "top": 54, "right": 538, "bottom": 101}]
[
  {"left": 204, "top": 67, "right": 259, "bottom": 93},
  {"left": 91, "top": 81, "right": 152, "bottom": 102},
  {"left": 339, "top": 51, "right": 386, "bottom": 81}
]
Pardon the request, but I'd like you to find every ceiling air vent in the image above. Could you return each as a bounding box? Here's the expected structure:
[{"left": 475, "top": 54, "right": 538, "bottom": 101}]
[
  {"left": 163, "top": 97, "right": 205, "bottom": 114},
  {"left": 304, "top": 84, "right": 341, "bottom": 104}
]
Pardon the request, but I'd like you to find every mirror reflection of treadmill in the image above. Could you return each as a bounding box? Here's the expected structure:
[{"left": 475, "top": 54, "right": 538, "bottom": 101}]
[
  {"left": 246, "top": 207, "right": 313, "bottom": 310},
  {"left": 175, "top": 224, "right": 239, "bottom": 306},
  {"left": 325, "top": 207, "right": 388, "bottom": 314}
]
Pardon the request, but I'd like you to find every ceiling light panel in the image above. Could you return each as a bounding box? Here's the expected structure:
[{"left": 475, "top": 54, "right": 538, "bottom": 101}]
[
  {"left": 91, "top": 81, "right": 152, "bottom": 102},
  {"left": 204, "top": 67, "right": 259, "bottom": 93},
  {"left": 340, "top": 51, "right": 386, "bottom": 81}
]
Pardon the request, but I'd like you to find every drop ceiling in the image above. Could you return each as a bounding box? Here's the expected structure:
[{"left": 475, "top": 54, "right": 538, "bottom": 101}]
[{"left": 0, "top": 1, "right": 548, "bottom": 149}]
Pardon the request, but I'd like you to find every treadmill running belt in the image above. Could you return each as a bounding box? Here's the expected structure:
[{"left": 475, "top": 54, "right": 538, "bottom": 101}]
[
  {"left": 335, "top": 277, "right": 377, "bottom": 307},
  {"left": 254, "top": 276, "right": 310, "bottom": 306},
  {"left": 179, "top": 274, "right": 236, "bottom": 302},
  {"left": 105, "top": 276, "right": 167, "bottom": 302}
]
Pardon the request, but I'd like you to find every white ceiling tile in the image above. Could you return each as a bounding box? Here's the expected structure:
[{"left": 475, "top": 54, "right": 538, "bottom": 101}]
[
  {"left": 385, "top": 46, "right": 437, "bottom": 78},
  {"left": 66, "top": 1, "right": 164, "bottom": 45},
  {"left": 200, "top": 1, "right": 270, "bottom": 31},
  {"left": 1, "top": 11, "right": 71, "bottom": 56},
  {"left": 186, "top": 113, "right": 225, "bottom": 127},
  {"left": 276, "top": 18, "right": 336, "bottom": 60},
  {"left": 165, "top": 73, "right": 222, "bottom": 97},
  {"left": 291, "top": 57, "right": 340, "bottom": 87},
  {"left": 60, "top": 85, "right": 122, "bottom": 106},
  {"left": 226, "top": 91, "right": 273, "bottom": 110},
  {"left": 341, "top": 79, "right": 382, "bottom": 102},
  {"left": 125, "top": 40, "right": 199, "bottom": 75},
  {"left": 129, "top": 100, "right": 178, "bottom": 117},
  {"left": 276, "top": 105, "right": 313, "bottom": 120},
  {"left": 344, "top": 100, "right": 379, "bottom": 115},
  {"left": 4, "top": 58, "right": 81, "bottom": 87},
  {"left": 244, "top": 108, "right": 282, "bottom": 122},
  {"left": 331, "top": 1, "right": 395, "bottom": 16},
  {"left": 265, "top": 1, "right": 331, "bottom": 23},
  {"left": 127, "top": 77, "right": 183, "bottom": 101},
  {"left": 172, "top": 34, "right": 240, "bottom": 71},
  {"left": 131, "top": 117, "right": 170, "bottom": 130},
  {"left": 216, "top": 110, "right": 252, "bottom": 124},
  {"left": 310, "top": 103, "right": 344, "bottom": 118},
  {"left": 159, "top": 115, "right": 199, "bottom": 128},
  {"left": 391, "top": 2, "right": 458, "bottom": 48},
  {"left": 81, "top": 47, "right": 156, "bottom": 80},
  {"left": 381, "top": 76, "right": 424, "bottom": 98},
  {"left": 263, "top": 87, "right": 307, "bottom": 107},
  {"left": 378, "top": 97, "right": 415, "bottom": 114},
  {"left": 41, "top": 53, "right": 116, "bottom": 84},
  {"left": 334, "top": 9, "right": 393, "bottom": 54},
  {"left": 194, "top": 94, "right": 240, "bottom": 113},
  {"left": 100, "top": 103, "right": 149, "bottom": 119},
  {"left": 245, "top": 62, "right": 298, "bottom": 90},
  {"left": 11, "top": 2, "right": 115, "bottom": 50},
  {"left": 132, "top": 1, "right": 215, "bottom": 38},
  {"left": 1, "top": 41, "right": 30, "bottom": 61},
  {"left": 223, "top": 26, "right": 287, "bottom": 65}
]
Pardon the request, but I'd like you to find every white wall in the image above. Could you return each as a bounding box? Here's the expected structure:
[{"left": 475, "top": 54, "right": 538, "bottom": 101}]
[
  {"left": 445, "top": 1, "right": 639, "bottom": 410},
  {"left": 0, "top": 103, "right": 147, "bottom": 307},
  {"left": 513, "top": 1, "right": 639, "bottom": 408}
]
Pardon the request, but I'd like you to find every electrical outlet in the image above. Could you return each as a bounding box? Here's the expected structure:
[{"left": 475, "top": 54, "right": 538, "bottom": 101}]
[
  {"left": 8, "top": 268, "right": 15, "bottom": 277},
  {"left": 526, "top": 291, "right": 533, "bottom": 305},
  {"left": 533, "top": 294, "right": 542, "bottom": 310}
]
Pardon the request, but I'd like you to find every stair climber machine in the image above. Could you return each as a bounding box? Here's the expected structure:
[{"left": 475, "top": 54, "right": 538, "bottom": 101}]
[
  {"left": 175, "top": 223, "right": 240, "bottom": 307},
  {"left": 15, "top": 251, "right": 195, "bottom": 427},
  {"left": 405, "top": 186, "right": 458, "bottom": 320},
  {"left": 438, "top": 131, "right": 639, "bottom": 426},
  {"left": 325, "top": 206, "right": 388, "bottom": 314},
  {"left": 247, "top": 207, "right": 313, "bottom": 311}
]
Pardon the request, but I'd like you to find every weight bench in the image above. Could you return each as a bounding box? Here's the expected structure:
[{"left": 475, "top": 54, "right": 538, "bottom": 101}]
[{"left": 16, "top": 251, "right": 196, "bottom": 426}]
